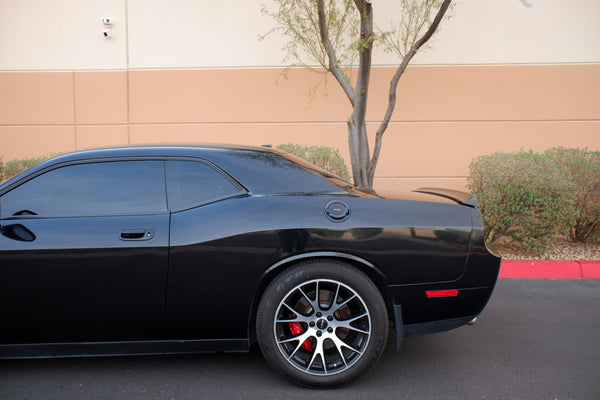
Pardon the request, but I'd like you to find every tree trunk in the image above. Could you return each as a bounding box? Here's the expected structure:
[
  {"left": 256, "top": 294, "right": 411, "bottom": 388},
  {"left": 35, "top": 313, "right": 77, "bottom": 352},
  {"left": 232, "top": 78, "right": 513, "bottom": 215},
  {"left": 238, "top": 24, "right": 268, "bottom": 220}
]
[
  {"left": 348, "top": 0, "right": 373, "bottom": 189},
  {"left": 347, "top": 120, "right": 369, "bottom": 188}
]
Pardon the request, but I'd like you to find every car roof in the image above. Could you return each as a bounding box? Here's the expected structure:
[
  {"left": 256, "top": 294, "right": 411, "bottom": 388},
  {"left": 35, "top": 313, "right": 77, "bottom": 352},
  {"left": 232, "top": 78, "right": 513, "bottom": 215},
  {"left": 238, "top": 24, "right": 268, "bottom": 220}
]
[
  {"left": 1, "top": 144, "right": 351, "bottom": 197},
  {"left": 1, "top": 145, "right": 462, "bottom": 205},
  {"left": 39, "top": 144, "right": 278, "bottom": 162}
]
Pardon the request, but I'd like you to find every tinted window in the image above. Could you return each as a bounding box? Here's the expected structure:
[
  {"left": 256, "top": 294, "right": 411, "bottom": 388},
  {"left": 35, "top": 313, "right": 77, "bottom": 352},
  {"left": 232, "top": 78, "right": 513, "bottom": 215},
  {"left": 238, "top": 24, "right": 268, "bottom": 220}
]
[
  {"left": 205, "top": 150, "right": 348, "bottom": 195},
  {"left": 166, "top": 160, "right": 242, "bottom": 210},
  {"left": 0, "top": 161, "right": 166, "bottom": 217}
]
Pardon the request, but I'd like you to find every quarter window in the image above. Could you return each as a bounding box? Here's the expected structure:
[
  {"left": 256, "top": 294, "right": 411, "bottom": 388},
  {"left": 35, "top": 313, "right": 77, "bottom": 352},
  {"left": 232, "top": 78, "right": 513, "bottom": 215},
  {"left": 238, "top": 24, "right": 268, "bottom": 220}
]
[
  {"left": 166, "top": 160, "right": 242, "bottom": 210},
  {"left": 0, "top": 161, "right": 167, "bottom": 217}
]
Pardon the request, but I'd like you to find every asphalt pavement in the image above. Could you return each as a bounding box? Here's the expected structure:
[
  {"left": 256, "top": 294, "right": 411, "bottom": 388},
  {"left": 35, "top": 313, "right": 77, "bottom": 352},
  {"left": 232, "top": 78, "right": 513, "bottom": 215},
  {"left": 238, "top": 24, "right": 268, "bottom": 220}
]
[{"left": 1, "top": 279, "right": 599, "bottom": 400}]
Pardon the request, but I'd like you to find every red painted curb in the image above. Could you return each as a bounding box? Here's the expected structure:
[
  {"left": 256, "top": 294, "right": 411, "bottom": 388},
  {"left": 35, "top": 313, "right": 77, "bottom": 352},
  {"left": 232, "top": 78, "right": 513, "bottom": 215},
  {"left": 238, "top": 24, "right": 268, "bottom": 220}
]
[
  {"left": 580, "top": 261, "right": 600, "bottom": 279},
  {"left": 499, "top": 260, "right": 600, "bottom": 279}
]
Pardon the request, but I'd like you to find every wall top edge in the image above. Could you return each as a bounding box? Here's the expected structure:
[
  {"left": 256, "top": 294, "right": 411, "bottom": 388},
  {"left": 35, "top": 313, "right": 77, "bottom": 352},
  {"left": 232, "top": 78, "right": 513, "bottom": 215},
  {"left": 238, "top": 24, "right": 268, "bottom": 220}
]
[{"left": 1, "top": 62, "right": 599, "bottom": 73}]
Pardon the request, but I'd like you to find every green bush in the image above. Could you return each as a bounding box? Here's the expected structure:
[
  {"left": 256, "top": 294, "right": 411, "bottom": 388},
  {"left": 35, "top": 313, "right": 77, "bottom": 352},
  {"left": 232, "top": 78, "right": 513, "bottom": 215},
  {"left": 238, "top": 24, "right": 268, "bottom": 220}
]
[
  {"left": 276, "top": 143, "right": 351, "bottom": 181},
  {"left": 1, "top": 156, "right": 50, "bottom": 182},
  {"left": 544, "top": 147, "right": 600, "bottom": 241},
  {"left": 468, "top": 150, "right": 577, "bottom": 253}
]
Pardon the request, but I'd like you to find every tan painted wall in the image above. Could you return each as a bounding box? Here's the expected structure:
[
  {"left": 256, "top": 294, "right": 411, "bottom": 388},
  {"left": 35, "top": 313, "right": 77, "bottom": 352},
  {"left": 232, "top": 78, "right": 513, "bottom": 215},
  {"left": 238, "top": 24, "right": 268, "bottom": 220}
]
[{"left": 1, "top": 64, "right": 599, "bottom": 191}]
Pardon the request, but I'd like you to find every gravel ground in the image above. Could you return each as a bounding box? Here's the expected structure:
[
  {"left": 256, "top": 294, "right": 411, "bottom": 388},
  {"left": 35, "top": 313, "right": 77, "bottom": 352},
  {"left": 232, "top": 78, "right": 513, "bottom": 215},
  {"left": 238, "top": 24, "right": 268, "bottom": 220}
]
[{"left": 497, "top": 237, "right": 600, "bottom": 260}]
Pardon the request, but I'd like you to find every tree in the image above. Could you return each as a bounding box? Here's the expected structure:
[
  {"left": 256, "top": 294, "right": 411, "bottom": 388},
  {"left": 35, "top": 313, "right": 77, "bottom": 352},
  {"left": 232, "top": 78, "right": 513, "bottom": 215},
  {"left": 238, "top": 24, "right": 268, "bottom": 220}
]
[{"left": 262, "top": 0, "right": 453, "bottom": 189}]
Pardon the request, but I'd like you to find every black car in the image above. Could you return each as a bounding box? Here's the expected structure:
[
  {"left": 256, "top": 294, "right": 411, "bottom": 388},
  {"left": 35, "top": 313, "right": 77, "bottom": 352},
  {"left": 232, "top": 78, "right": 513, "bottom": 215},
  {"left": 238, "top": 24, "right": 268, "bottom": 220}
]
[{"left": 0, "top": 144, "right": 500, "bottom": 387}]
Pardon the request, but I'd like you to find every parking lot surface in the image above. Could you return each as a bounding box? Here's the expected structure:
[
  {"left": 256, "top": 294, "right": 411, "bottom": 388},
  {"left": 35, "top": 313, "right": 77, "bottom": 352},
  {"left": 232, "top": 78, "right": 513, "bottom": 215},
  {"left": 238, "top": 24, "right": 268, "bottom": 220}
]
[{"left": 1, "top": 279, "right": 599, "bottom": 400}]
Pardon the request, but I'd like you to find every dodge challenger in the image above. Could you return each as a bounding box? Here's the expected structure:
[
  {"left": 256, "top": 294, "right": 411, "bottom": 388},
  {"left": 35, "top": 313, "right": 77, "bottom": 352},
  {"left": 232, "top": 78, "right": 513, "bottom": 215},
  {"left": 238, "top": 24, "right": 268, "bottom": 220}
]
[{"left": 0, "top": 144, "right": 501, "bottom": 387}]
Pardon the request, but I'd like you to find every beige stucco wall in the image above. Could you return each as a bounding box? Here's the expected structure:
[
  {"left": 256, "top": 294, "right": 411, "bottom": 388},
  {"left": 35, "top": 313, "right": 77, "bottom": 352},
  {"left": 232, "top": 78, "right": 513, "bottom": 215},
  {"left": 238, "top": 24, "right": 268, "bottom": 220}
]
[
  {"left": 1, "top": 0, "right": 599, "bottom": 192},
  {"left": 2, "top": 0, "right": 599, "bottom": 69},
  {"left": 0, "top": 0, "right": 127, "bottom": 70}
]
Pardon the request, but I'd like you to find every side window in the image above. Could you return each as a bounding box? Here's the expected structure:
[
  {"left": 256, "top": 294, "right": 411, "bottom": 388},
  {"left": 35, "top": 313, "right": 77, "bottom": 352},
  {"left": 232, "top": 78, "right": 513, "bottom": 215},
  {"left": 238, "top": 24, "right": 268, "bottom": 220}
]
[
  {"left": 0, "top": 161, "right": 167, "bottom": 217},
  {"left": 166, "top": 160, "right": 242, "bottom": 210}
]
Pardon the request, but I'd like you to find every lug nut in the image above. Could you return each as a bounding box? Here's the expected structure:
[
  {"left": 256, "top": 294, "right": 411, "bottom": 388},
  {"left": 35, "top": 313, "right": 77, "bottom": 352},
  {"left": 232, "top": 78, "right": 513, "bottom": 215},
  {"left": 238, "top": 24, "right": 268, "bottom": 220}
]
[
  {"left": 327, "top": 315, "right": 333, "bottom": 321},
  {"left": 327, "top": 327, "right": 333, "bottom": 333},
  {"left": 316, "top": 312, "right": 322, "bottom": 317},
  {"left": 316, "top": 331, "right": 322, "bottom": 337},
  {"left": 309, "top": 321, "right": 315, "bottom": 327}
]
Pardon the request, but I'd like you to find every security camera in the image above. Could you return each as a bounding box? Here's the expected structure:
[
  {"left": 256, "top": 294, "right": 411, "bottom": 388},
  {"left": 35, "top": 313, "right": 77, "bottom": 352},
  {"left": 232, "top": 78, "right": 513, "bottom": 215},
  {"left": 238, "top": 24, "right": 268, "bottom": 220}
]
[{"left": 103, "top": 30, "right": 112, "bottom": 38}]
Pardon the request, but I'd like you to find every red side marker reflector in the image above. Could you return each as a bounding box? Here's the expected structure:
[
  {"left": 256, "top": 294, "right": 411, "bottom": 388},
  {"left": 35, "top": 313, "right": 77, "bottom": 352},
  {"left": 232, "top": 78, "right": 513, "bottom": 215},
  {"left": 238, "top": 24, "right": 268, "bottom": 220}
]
[{"left": 426, "top": 289, "right": 459, "bottom": 298}]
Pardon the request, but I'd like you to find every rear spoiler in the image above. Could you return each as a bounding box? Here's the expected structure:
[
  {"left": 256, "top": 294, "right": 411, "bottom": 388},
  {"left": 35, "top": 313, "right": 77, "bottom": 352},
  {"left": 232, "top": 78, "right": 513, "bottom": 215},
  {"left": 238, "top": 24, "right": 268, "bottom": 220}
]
[{"left": 413, "top": 187, "right": 478, "bottom": 208}]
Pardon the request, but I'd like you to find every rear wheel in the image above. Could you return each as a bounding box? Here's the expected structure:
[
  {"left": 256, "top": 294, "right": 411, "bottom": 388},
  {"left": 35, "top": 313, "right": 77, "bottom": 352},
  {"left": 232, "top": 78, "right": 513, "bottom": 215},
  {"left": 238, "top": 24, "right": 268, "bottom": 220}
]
[{"left": 256, "top": 260, "right": 388, "bottom": 387}]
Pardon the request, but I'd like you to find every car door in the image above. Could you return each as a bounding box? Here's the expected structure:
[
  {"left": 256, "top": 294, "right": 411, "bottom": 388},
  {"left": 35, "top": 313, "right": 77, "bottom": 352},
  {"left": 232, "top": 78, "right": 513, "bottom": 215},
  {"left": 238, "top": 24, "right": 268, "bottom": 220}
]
[
  {"left": 0, "top": 160, "right": 169, "bottom": 344},
  {"left": 163, "top": 159, "right": 250, "bottom": 339}
]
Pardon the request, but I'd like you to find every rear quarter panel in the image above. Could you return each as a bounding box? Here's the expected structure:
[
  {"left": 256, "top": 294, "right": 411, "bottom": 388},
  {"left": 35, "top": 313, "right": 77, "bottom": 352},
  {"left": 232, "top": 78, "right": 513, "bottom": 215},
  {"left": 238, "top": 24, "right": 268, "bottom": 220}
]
[
  {"left": 164, "top": 194, "right": 472, "bottom": 339},
  {"left": 310, "top": 197, "right": 472, "bottom": 284}
]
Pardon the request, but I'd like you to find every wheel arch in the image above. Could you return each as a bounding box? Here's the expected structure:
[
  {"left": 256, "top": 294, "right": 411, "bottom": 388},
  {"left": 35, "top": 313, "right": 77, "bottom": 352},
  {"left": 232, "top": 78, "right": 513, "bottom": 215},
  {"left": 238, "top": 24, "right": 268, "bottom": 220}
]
[{"left": 247, "top": 252, "right": 394, "bottom": 344}]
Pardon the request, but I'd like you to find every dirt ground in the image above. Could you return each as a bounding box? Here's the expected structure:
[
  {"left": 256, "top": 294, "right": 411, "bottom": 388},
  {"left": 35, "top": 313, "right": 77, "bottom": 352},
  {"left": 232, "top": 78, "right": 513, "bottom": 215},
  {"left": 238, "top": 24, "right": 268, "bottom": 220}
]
[{"left": 496, "top": 237, "right": 600, "bottom": 260}]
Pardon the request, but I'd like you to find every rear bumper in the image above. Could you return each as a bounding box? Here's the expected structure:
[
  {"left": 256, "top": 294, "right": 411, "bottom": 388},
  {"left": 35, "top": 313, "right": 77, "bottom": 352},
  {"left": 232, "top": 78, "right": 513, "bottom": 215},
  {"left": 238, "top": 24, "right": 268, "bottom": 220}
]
[
  {"left": 403, "top": 315, "right": 478, "bottom": 337},
  {"left": 388, "top": 211, "right": 501, "bottom": 336}
]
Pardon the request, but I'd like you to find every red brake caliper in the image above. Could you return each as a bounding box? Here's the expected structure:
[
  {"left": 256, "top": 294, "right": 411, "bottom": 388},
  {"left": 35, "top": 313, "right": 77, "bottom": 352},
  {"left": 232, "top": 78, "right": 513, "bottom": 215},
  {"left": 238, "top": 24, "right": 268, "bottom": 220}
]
[{"left": 288, "top": 322, "right": 312, "bottom": 351}]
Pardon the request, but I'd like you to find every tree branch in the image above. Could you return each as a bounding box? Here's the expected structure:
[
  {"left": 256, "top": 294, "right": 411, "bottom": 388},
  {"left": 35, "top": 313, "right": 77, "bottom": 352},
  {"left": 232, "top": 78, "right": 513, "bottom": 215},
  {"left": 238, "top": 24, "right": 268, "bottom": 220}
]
[
  {"left": 352, "top": 1, "right": 373, "bottom": 130},
  {"left": 317, "top": 0, "right": 356, "bottom": 106},
  {"left": 368, "top": 0, "right": 452, "bottom": 184}
]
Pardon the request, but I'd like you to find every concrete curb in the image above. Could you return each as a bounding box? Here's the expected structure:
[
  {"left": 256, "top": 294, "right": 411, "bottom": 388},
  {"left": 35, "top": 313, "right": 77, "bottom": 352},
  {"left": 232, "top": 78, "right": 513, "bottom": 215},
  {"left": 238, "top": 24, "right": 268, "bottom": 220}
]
[{"left": 499, "top": 260, "right": 600, "bottom": 279}]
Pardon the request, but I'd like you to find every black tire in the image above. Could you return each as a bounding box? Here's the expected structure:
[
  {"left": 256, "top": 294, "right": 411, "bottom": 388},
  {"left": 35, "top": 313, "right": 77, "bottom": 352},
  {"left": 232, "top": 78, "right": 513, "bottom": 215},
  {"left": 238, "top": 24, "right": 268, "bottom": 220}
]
[{"left": 256, "top": 259, "right": 388, "bottom": 387}]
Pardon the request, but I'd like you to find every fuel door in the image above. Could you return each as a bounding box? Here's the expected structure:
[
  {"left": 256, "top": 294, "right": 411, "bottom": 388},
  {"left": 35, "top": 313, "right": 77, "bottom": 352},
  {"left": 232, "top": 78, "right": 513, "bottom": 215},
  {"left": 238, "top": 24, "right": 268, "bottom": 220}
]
[{"left": 324, "top": 200, "right": 350, "bottom": 222}]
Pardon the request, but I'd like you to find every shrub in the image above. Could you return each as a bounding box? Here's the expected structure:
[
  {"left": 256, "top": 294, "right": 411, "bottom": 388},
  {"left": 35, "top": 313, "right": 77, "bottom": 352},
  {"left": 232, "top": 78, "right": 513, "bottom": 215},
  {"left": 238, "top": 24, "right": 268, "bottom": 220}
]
[
  {"left": 1, "top": 156, "right": 50, "bottom": 182},
  {"left": 544, "top": 147, "right": 600, "bottom": 241},
  {"left": 468, "top": 150, "right": 577, "bottom": 253},
  {"left": 276, "top": 143, "right": 351, "bottom": 181}
]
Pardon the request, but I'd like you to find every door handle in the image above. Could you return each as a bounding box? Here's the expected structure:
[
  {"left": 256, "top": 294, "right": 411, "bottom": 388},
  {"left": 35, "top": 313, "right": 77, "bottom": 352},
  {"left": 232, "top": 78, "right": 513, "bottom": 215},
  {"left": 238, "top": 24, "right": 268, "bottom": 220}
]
[
  {"left": 1, "top": 224, "right": 36, "bottom": 242},
  {"left": 120, "top": 228, "right": 155, "bottom": 241}
]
